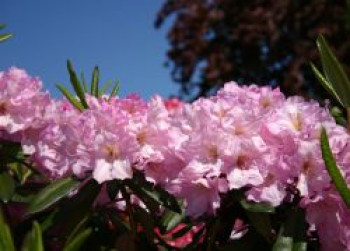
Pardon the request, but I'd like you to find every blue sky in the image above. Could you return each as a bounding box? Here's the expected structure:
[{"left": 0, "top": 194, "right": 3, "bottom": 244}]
[{"left": 0, "top": 0, "right": 178, "bottom": 99}]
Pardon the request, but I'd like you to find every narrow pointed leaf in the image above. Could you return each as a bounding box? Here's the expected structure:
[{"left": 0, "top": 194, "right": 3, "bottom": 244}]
[
  {"left": 0, "top": 24, "right": 6, "bottom": 30},
  {"left": 81, "top": 72, "right": 88, "bottom": 92},
  {"left": 272, "top": 225, "right": 293, "bottom": 251},
  {"left": 321, "top": 128, "right": 350, "bottom": 207},
  {"left": 11, "top": 193, "right": 34, "bottom": 203},
  {"left": 331, "top": 106, "right": 347, "bottom": 126},
  {"left": 161, "top": 211, "right": 184, "bottom": 232},
  {"left": 65, "top": 215, "right": 89, "bottom": 243},
  {"left": 98, "top": 80, "right": 113, "bottom": 97},
  {"left": 40, "top": 209, "right": 60, "bottom": 231},
  {"left": 240, "top": 199, "right": 275, "bottom": 213},
  {"left": 48, "top": 180, "right": 100, "bottom": 235},
  {"left": 160, "top": 202, "right": 185, "bottom": 232},
  {"left": 0, "top": 172, "right": 15, "bottom": 202},
  {"left": 22, "top": 222, "right": 44, "bottom": 251},
  {"left": 292, "top": 242, "right": 307, "bottom": 251},
  {"left": 317, "top": 35, "right": 350, "bottom": 106},
  {"left": 273, "top": 208, "right": 307, "bottom": 251},
  {"left": 0, "top": 33, "right": 13, "bottom": 42},
  {"left": 63, "top": 228, "right": 92, "bottom": 251},
  {"left": 90, "top": 66, "right": 99, "bottom": 97},
  {"left": 67, "top": 60, "right": 89, "bottom": 108},
  {"left": 126, "top": 179, "right": 181, "bottom": 213},
  {"left": 310, "top": 63, "right": 344, "bottom": 106},
  {"left": 27, "top": 177, "right": 80, "bottom": 214},
  {"left": 56, "top": 84, "right": 84, "bottom": 111},
  {"left": 109, "top": 81, "right": 120, "bottom": 100},
  {"left": 0, "top": 209, "right": 15, "bottom": 251},
  {"left": 272, "top": 235, "right": 293, "bottom": 251}
]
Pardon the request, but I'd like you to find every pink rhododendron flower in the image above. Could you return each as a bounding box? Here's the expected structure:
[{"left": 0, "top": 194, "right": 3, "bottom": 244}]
[
  {"left": 306, "top": 191, "right": 350, "bottom": 251},
  {"left": 0, "top": 67, "right": 50, "bottom": 135},
  {"left": 2, "top": 67, "right": 350, "bottom": 248},
  {"left": 92, "top": 129, "right": 138, "bottom": 183}
]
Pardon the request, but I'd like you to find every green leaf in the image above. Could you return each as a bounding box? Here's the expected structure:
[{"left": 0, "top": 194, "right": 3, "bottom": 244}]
[
  {"left": 272, "top": 208, "right": 307, "bottom": 251},
  {"left": 272, "top": 234, "right": 293, "bottom": 251},
  {"left": 40, "top": 209, "right": 60, "bottom": 232},
  {"left": 126, "top": 179, "right": 182, "bottom": 214},
  {"left": 321, "top": 127, "right": 350, "bottom": 207},
  {"left": 11, "top": 193, "right": 34, "bottom": 203},
  {"left": 0, "top": 33, "right": 13, "bottom": 43},
  {"left": 0, "top": 208, "right": 15, "bottom": 251},
  {"left": 47, "top": 180, "right": 100, "bottom": 234},
  {"left": 108, "top": 81, "right": 120, "bottom": 100},
  {"left": 81, "top": 72, "right": 88, "bottom": 93},
  {"left": 0, "top": 172, "right": 15, "bottom": 202},
  {"left": 317, "top": 35, "right": 350, "bottom": 106},
  {"left": 65, "top": 215, "right": 89, "bottom": 243},
  {"left": 90, "top": 66, "right": 99, "bottom": 97},
  {"left": 331, "top": 106, "right": 347, "bottom": 126},
  {"left": 0, "top": 24, "right": 6, "bottom": 30},
  {"left": 63, "top": 228, "right": 92, "bottom": 251},
  {"left": 240, "top": 199, "right": 275, "bottom": 213},
  {"left": 8, "top": 159, "right": 31, "bottom": 185},
  {"left": 98, "top": 80, "right": 113, "bottom": 97},
  {"left": 310, "top": 63, "right": 344, "bottom": 106},
  {"left": 27, "top": 177, "right": 80, "bottom": 214},
  {"left": 22, "top": 221, "right": 44, "bottom": 251},
  {"left": 56, "top": 84, "right": 84, "bottom": 112},
  {"left": 292, "top": 242, "right": 307, "bottom": 251},
  {"left": 160, "top": 203, "right": 185, "bottom": 232},
  {"left": 154, "top": 185, "right": 182, "bottom": 213},
  {"left": 67, "top": 60, "right": 89, "bottom": 109}
]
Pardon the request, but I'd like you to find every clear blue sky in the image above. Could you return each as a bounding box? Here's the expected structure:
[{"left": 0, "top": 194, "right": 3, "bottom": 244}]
[{"left": 0, "top": 0, "right": 178, "bottom": 99}]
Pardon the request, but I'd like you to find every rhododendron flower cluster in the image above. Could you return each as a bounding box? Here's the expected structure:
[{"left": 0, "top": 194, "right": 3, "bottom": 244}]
[{"left": 1, "top": 67, "right": 350, "bottom": 250}]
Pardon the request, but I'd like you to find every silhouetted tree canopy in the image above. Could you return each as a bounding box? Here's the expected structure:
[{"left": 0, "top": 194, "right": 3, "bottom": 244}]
[{"left": 156, "top": 0, "right": 350, "bottom": 100}]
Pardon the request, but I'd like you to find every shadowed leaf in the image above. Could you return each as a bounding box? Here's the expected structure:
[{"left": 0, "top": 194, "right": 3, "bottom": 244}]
[
  {"left": 27, "top": 177, "right": 80, "bottom": 214},
  {"left": 63, "top": 228, "right": 92, "bottom": 251},
  {"left": 0, "top": 172, "right": 15, "bottom": 202},
  {"left": 317, "top": 35, "right": 350, "bottom": 106},
  {"left": 0, "top": 209, "right": 15, "bottom": 251},
  {"left": 22, "top": 221, "right": 44, "bottom": 251}
]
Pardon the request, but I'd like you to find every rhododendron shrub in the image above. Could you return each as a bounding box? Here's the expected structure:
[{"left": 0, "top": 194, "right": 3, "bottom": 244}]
[{"left": 0, "top": 61, "right": 350, "bottom": 250}]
